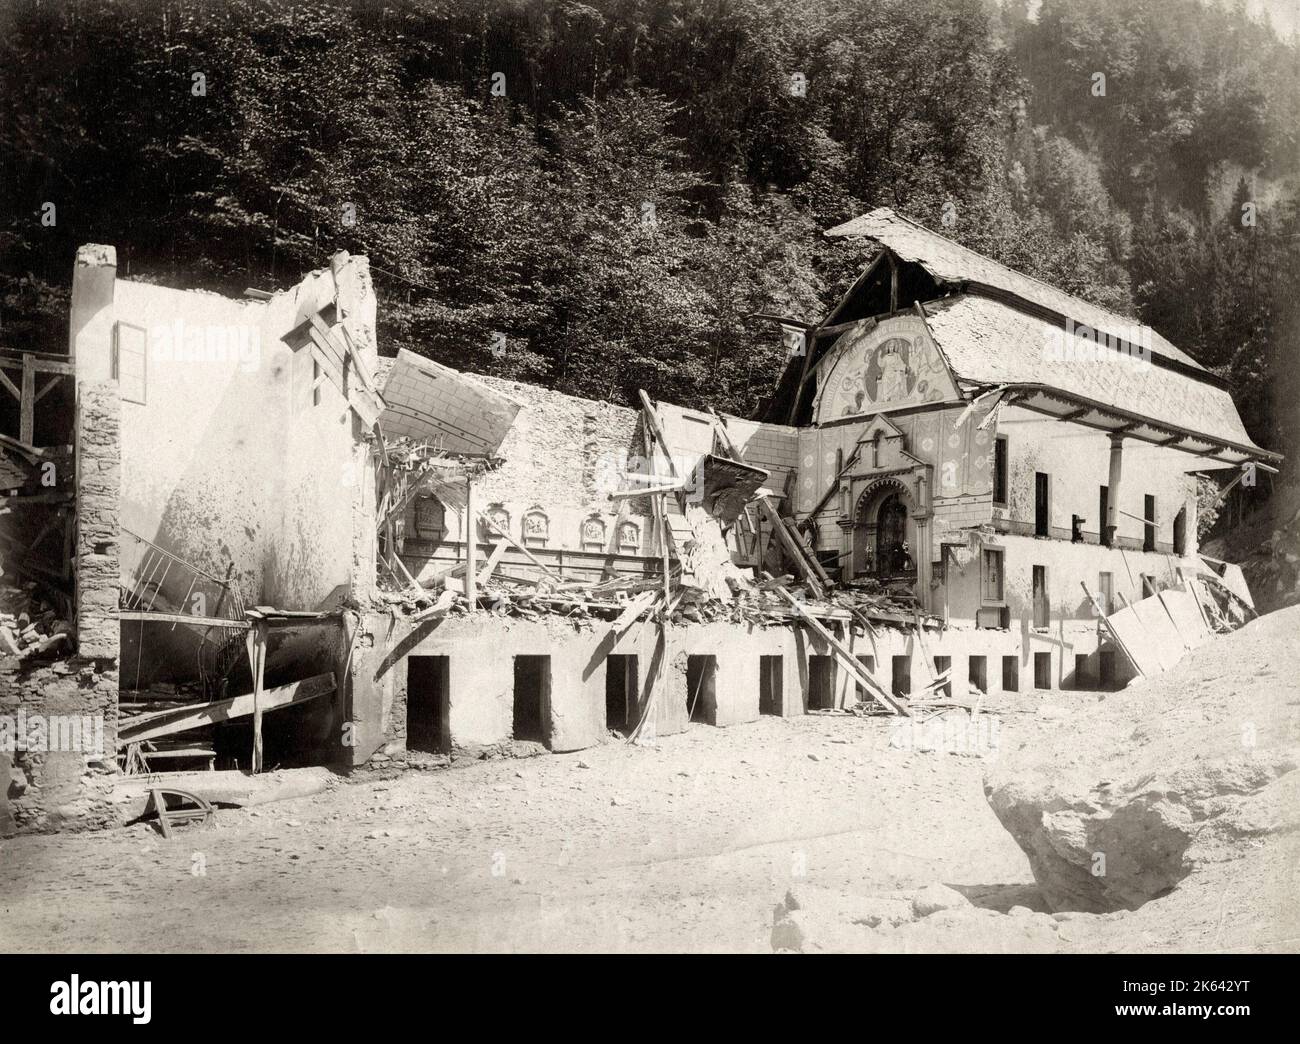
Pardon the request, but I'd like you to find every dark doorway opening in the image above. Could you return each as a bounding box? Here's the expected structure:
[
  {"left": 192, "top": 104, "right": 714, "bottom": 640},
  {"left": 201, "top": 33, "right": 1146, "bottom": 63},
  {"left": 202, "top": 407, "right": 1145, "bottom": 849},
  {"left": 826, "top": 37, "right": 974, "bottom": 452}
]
[
  {"left": 1143, "top": 494, "right": 1156, "bottom": 552},
  {"left": 407, "top": 656, "right": 449, "bottom": 754},
  {"left": 686, "top": 654, "right": 717, "bottom": 724},
  {"left": 854, "top": 655, "right": 876, "bottom": 701},
  {"left": 1001, "top": 655, "right": 1018, "bottom": 692},
  {"left": 1074, "top": 653, "right": 1089, "bottom": 689},
  {"left": 877, "top": 493, "right": 908, "bottom": 575},
  {"left": 513, "top": 655, "right": 551, "bottom": 744},
  {"left": 606, "top": 654, "right": 638, "bottom": 735},
  {"left": 808, "top": 655, "right": 836, "bottom": 710},
  {"left": 1034, "top": 652, "right": 1051, "bottom": 689},
  {"left": 1099, "top": 485, "right": 1111, "bottom": 546},
  {"left": 968, "top": 655, "right": 987, "bottom": 693},
  {"left": 933, "top": 655, "right": 952, "bottom": 697},
  {"left": 1034, "top": 473, "right": 1050, "bottom": 536},
  {"left": 891, "top": 655, "right": 911, "bottom": 698},
  {"left": 759, "top": 655, "right": 783, "bottom": 715},
  {"left": 1099, "top": 650, "right": 1116, "bottom": 689}
]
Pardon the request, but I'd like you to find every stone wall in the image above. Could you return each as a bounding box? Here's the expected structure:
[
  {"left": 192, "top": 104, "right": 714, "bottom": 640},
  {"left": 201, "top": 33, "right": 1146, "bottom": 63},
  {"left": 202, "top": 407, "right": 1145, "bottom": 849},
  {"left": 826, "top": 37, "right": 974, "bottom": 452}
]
[
  {"left": 1, "top": 658, "right": 120, "bottom": 835},
  {"left": 75, "top": 381, "right": 120, "bottom": 658},
  {"left": 1, "top": 380, "right": 122, "bottom": 836}
]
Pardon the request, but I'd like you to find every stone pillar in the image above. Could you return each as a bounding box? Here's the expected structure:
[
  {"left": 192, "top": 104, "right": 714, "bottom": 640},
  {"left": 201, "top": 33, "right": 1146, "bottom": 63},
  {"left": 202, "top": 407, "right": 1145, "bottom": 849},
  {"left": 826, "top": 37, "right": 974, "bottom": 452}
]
[
  {"left": 74, "top": 381, "right": 121, "bottom": 660},
  {"left": 69, "top": 245, "right": 117, "bottom": 380},
  {"left": 1106, "top": 434, "right": 1125, "bottom": 546}
]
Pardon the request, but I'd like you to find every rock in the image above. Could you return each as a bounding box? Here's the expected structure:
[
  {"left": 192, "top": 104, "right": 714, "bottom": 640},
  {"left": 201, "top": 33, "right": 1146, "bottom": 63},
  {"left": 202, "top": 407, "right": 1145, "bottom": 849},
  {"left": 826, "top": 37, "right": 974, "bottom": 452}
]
[
  {"left": 772, "top": 886, "right": 920, "bottom": 952},
  {"left": 985, "top": 606, "right": 1300, "bottom": 913},
  {"left": 910, "top": 883, "right": 970, "bottom": 919}
]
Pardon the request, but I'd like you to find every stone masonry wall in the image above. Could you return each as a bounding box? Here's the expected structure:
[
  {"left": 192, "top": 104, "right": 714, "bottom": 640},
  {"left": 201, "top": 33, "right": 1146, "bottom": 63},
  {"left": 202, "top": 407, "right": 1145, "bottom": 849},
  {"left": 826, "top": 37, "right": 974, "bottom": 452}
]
[{"left": 1, "top": 379, "right": 123, "bottom": 836}]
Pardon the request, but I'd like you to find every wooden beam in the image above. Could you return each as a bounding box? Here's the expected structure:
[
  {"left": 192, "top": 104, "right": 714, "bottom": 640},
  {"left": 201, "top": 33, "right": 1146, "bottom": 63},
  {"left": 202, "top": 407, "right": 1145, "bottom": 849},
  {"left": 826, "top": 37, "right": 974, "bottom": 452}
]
[
  {"left": 118, "top": 672, "right": 335, "bottom": 745},
  {"left": 117, "top": 610, "right": 250, "bottom": 629},
  {"left": 244, "top": 620, "right": 268, "bottom": 773},
  {"left": 636, "top": 390, "right": 680, "bottom": 479},
  {"left": 479, "top": 511, "right": 563, "bottom": 581},
  {"left": 775, "top": 587, "right": 906, "bottom": 714},
  {"left": 710, "top": 410, "right": 826, "bottom": 598},
  {"left": 465, "top": 473, "right": 480, "bottom": 603},
  {"left": 608, "top": 483, "right": 685, "bottom": 499},
  {"left": 0, "top": 366, "right": 19, "bottom": 400},
  {"left": 475, "top": 536, "right": 508, "bottom": 588},
  {"left": 33, "top": 375, "right": 62, "bottom": 403},
  {"left": 20, "top": 354, "right": 35, "bottom": 444}
]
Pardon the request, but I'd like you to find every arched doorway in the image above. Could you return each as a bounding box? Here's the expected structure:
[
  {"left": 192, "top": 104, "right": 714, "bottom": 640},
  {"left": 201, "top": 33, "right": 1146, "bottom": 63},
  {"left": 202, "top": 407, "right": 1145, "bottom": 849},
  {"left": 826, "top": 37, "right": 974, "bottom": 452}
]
[
  {"left": 876, "top": 492, "right": 909, "bottom": 575},
  {"left": 852, "top": 480, "right": 916, "bottom": 580}
]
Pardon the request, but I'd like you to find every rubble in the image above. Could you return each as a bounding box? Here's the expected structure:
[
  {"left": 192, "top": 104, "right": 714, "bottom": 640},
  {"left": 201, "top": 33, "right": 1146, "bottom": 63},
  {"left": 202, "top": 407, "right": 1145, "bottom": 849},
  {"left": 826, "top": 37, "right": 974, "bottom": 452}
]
[{"left": 0, "top": 578, "right": 72, "bottom": 662}]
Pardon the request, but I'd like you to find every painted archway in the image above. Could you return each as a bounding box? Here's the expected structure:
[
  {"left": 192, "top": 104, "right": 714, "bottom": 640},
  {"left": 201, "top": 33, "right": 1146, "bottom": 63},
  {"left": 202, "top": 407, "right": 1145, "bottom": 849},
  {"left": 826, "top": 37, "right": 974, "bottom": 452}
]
[{"left": 852, "top": 477, "right": 917, "bottom": 580}]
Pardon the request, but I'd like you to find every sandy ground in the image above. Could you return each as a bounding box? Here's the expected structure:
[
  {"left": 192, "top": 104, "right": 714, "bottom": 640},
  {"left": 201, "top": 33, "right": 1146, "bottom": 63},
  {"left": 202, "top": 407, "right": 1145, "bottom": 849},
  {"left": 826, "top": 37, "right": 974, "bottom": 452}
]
[
  {"left": 2, "top": 689, "right": 1290, "bottom": 953},
  {"left": 1, "top": 706, "right": 1053, "bottom": 953}
]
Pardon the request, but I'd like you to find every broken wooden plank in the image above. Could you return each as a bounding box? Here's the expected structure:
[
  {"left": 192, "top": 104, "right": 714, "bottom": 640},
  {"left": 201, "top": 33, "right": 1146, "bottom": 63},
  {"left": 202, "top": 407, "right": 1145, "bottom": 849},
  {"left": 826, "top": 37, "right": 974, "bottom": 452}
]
[
  {"left": 117, "top": 610, "right": 250, "bottom": 629},
  {"left": 1080, "top": 581, "right": 1145, "bottom": 678},
  {"left": 709, "top": 411, "right": 825, "bottom": 598},
  {"left": 118, "top": 673, "right": 335, "bottom": 745},
  {"left": 475, "top": 539, "right": 508, "bottom": 587},
  {"left": 610, "top": 590, "right": 658, "bottom": 637},
  {"left": 479, "top": 511, "right": 564, "bottom": 582},
  {"left": 775, "top": 587, "right": 906, "bottom": 714}
]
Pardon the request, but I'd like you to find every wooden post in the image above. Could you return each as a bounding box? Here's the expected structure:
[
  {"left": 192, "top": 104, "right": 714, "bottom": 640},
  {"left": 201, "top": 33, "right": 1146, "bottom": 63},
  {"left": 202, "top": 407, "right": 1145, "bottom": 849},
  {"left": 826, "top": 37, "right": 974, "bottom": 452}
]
[
  {"left": 244, "top": 620, "right": 268, "bottom": 773},
  {"left": 19, "top": 354, "right": 35, "bottom": 445},
  {"left": 464, "top": 474, "right": 478, "bottom": 604}
]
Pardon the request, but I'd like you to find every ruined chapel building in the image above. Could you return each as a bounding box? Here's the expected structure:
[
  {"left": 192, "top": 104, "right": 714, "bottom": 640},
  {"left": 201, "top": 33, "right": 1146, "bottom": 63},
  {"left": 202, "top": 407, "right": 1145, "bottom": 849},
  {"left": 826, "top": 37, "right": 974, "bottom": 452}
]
[{"left": 0, "top": 209, "right": 1278, "bottom": 833}]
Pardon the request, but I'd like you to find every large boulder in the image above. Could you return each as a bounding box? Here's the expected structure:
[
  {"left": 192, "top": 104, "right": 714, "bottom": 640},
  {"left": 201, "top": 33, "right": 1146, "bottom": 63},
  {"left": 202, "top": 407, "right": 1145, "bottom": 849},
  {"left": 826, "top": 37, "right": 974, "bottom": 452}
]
[{"left": 984, "top": 605, "right": 1300, "bottom": 913}]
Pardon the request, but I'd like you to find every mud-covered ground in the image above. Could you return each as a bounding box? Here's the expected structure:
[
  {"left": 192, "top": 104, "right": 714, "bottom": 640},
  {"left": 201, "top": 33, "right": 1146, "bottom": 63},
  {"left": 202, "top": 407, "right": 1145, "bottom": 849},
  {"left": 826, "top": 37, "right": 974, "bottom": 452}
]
[{"left": 1, "top": 688, "right": 1292, "bottom": 953}]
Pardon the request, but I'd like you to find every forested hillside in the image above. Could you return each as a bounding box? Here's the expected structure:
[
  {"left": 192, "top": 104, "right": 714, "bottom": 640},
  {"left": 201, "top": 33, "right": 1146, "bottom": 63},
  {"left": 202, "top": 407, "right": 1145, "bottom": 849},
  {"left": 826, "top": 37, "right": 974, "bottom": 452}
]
[{"left": 1, "top": 0, "right": 1297, "bottom": 453}]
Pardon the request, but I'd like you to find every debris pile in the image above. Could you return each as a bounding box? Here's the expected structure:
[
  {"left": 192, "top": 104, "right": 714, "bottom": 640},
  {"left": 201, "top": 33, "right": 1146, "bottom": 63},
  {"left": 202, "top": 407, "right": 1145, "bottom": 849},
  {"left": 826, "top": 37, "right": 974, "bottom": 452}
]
[{"left": 0, "top": 578, "right": 72, "bottom": 661}]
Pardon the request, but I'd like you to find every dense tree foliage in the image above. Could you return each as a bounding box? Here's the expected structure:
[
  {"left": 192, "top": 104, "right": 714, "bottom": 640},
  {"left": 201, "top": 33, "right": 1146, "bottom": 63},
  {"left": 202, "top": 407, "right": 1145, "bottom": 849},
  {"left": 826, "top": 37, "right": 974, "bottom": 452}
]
[{"left": 1, "top": 0, "right": 1297, "bottom": 447}]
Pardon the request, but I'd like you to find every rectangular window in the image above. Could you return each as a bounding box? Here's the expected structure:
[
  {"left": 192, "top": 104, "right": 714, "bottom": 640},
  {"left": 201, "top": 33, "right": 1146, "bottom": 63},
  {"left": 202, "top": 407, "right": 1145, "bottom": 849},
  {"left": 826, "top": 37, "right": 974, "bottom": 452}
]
[
  {"left": 1034, "top": 652, "right": 1051, "bottom": 690},
  {"left": 1034, "top": 472, "right": 1050, "bottom": 537},
  {"left": 113, "top": 321, "right": 148, "bottom": 405},
  {"left": 1071, "top": 514, "right": 1084, "bottom": 543},
  {"left": 1074, "top": 653, "right": 1089, "bottom": 689},
  {"left": 1099, "top": 486, "right": 1111, "bottom": 546},
  {"left": 1001, "top": 655, "right": 1018, "bottom": 692},
  {"left": 1173, "top": 506, "right": 1187, "bottom": 556},
  {"left": 1144, "top": 494, "right": 1157, "bottom": 552},
  {"left": 1142, "top": 574, "right": 1157, "bottom": 599},
  {"left": 1098, "top": 572, "right": 1114, "bottom": 615},
  {"left": 1032, "top": 565, "right": 1050, "bottom": 629},
  {"left": 968, "top": 655, "right": 988, "bottom": 694},
  {"left": 993, "top": 437, "right": 1008, "bottom": 506},
  {"left": 982, "top": 548, "right": 1004, "bottom": 603}
]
